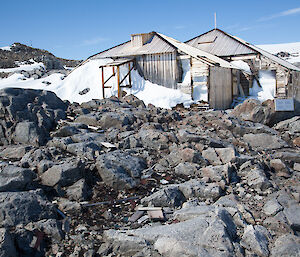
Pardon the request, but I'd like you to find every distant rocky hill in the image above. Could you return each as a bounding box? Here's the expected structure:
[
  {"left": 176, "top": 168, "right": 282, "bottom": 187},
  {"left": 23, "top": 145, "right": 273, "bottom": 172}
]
[{"left": 0, "top": 43, "right": 82, "bottom": 70}]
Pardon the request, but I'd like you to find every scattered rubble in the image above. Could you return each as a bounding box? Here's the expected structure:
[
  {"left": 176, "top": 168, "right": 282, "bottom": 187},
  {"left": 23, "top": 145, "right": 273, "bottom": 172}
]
[{"left": 0, "top": 88, "right": 299, "bottom": 256}]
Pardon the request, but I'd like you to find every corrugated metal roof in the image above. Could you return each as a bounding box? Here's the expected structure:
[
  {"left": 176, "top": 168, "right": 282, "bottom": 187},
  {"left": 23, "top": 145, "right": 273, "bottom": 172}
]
[
  {"left": 91, "top": 34, "right": 176, "bottom": 59},
  {"left": 156, "top": 33, "right": 237, "bottom": 69},
  {"left": 186, "top": 29, "right": 300, "bottom": 72},
  {"left": 230, "top": 33, "right": 300, "bottom": 72},
  {"left": 186, "top": 29, "right": 256, "bottom": 57}
]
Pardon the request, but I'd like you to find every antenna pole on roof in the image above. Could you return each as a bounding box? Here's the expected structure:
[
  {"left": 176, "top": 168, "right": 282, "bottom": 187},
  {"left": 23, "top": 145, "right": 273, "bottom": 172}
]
[{"left": 214, "top": 12, "right": 217, "bottom": 29}]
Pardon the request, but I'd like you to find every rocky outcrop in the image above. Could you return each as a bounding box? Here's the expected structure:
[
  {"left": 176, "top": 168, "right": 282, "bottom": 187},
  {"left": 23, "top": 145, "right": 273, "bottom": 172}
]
[{"left": 0, "top": 90, "right": 299, "bottom": 256}]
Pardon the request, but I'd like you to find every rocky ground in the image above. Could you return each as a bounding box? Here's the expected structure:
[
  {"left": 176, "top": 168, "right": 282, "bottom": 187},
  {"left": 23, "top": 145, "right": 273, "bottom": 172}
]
[{"left": 0, "top": 88, "right": 299, "bottom": 257}]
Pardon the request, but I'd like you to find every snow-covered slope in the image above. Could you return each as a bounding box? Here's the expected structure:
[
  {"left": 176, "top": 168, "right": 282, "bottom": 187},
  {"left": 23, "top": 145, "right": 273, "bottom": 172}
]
[
  {"left": 0, "top": 59, "right": 193, "bottom": 109},
  {"left": 257, "top": 42, "right": 300, "bottom": 64}
]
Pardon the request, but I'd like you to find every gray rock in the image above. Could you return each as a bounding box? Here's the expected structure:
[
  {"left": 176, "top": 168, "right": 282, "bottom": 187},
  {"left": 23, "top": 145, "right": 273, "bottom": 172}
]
[
  {"left": 0, "top": 189, "right": 56, "bottom": 226},
  {"left": 271, "top": 234, "right": 300, "bottom": 257},
  {"left": 0, "top": 228, "right": 17, "bottom": 257},
  {"left": 13, "top": 121, "right": 45, "bottom": 146},
  {"left": 104, "top": 207, "right": 237, "bottom": 257},
  {"left": 263, "top": 199, "right": 283, "bottom": 216},
  {"left": 178, "top": 179, "right": 222, "bottom": 201},
  {"left": 270, "top": 159, "right": 289, "bottom": 174},
  {"left": 96, "top": 150, "right": 146, "bottom": 190},
  {"left": 65, "top": 179, "right": 89, "bottom": 201},
  {"left": 174, "top": 162, "right": 200, "bottom": 177},
  {"left": 25, "top": 219, "right": 64, "bottom": 242},
  {"left": 138, "top": 129, "right": 170, "bottom": 151},
  {"left": 202, "top": 147, "right": 222, "bottom": 165},
  {"left": 0, "top": 88, "right": 67, "bottom": 146},
  {"left": 40, "top": 158, "right": 84, "bottom": 187},
  {"left": 75, "top": 113, "right": 100, "bottom": 126},
  {"left": 0, "top": 164, "right": 36, "bottom": 192},
  {"left": 141, "top": 186, "right": 186, "bottom": 208},
  {"left": 231, "top": 98, "right": 273, "bottom": 125},
  {"left": 241, "top": 225, "right": 270, "bottom": 257},
  {"left": 167, "top": 147, "right": 207, "bottom": 167},
  {"left": 243, "top": 133, "right": 288, "bottom": 151},
  {"left": 66, "top": 142, "right": 102, "bottom": 160},
  {"left": 275, "top": 116, "right": 300, "bottom": 134},
  {"left": 294, "top": 163, "right": 300, "bottom": 172},
  {"left": 99, "top": 111, "right": 136, "bottom": 129},
  {"left": 51, "top": 125, "right": 81, "bottom": 137},
  {"left": 200, "top": 164, "right": 232, "bottom": 183},
  {"left": 0, "top": 145, "right": 32, "bottom": 161},
  {"left": 284, "top": 204, "right": 300, "bottom": 231},
  {"left": 245, "top": 168, "right": 272, "bottom": 191}
]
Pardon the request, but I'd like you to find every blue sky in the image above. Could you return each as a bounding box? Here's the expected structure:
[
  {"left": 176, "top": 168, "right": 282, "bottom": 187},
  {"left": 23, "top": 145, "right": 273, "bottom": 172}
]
[{"left": 1, "top": 0, "right": 300, "bottom": 60}]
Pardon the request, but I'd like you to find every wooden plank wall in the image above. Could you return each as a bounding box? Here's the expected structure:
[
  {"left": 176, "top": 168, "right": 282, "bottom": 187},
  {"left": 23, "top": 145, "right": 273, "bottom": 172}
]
[
  {"left": 135, "top": 52, "right": 178, "bottom": 89},
  {"left": 209, "top": 66, "right": 233, "bottom": 109},
  {"left": 292, "top": 71, "right": 300, "bottom": 101}
]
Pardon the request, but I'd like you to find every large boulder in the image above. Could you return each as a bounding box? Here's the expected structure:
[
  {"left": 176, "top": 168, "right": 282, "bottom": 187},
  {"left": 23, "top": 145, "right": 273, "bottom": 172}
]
[
  {"left": 103, "top": 207, "right": 237, "bottom": 257},
  {"left": 0, "top": 88, "right": 67, "bottom": 146},
  {"left": 0, "top": 164, "right": 36, "bottom": 192},
  {"left": 0, "top": 189, "right": 56, "bottom": 227},
  {"left": 96, "top": 150, "right": 147, "bottom": 190},
  {"left": 40, "top": 158, "right": 84, "bottom": 187},
  {"left": 0, "top": 228, "right": 17, "bottom": 257},
  {"left": 242, "top": 133, "right": 288, "bottom": 151}
]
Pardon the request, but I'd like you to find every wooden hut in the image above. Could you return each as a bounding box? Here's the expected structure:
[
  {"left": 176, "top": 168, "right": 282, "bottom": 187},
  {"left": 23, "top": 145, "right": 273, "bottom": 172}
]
[
  {"left": 185, "top": 28, "right": 300, "bottom": 104},
  {"left": 89, "top": 31, "right": 243, "bottom": 109}
]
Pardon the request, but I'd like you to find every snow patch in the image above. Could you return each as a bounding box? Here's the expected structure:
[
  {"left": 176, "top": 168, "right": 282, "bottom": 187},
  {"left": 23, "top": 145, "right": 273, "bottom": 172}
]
[
  {"left": 0, "top": 46, "right": 11, "bottom": 51},
  {"left": 249, "top": 70, "right": 276, "bottom": 102},
  {"left": 230, "top": 60, "right": 251, "bottom": 73},
  {"left": 0, "top": 59, "right": 45, "bottom": 73},
  {"left": 257, "top": 42, "right": 300, "bottom": 63}
]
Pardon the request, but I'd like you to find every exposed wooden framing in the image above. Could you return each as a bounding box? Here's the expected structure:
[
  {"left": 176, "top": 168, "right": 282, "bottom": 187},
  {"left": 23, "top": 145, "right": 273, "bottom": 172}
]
[
  {"left": 117, "top": 66, "right": 120, "bottom": 98},
  {"left": 190, "top": 58, "right": 194, "bottom": 100},
  {"left": 101, "top": 66, "right": 105, "bottom": 98},
  {"left": 119, "top": 65, "right": 134, "bottom": 85},
  {"left": 128, "top": 62, "right": 132, "bottom": 88}
]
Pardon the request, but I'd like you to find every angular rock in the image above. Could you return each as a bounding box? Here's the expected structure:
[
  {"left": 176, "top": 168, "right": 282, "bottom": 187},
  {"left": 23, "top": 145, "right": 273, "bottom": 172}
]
[
  {"left": 65, "top": 179, "right": 89, "bottom": 201},
  {"left": 174, "top": 162, "right": 200, "bottom": 177},
  {"left": 202, "top": 147, "right": 222, "bottom": 165},
  {"left": 0, "top": 164, "right": 36, "bottom": 192},
  {"left": 104, "top": 207, "right": 237, "bottom": 257},
  {"left": 167, "top": 147, "right": 207, "bottom": 167},
  {"left": 66, "top": 142, "right": 102, "bottom": 160},
  {"left": 0, "top": 189, "right": 56, "bottom": 226},
  {"left": 271, "top": 234, "right": 300, "bottom": 257},
  {"left": 283, "top": 204, "right": 300, "bottom": 231},
  {"left": 13, "top": 121, "right": 45, "bottom": 146},
  {"left": 243, "top": 133, "right": 288, "bottom": 151},
  {"left": 96, "top": 150, "right": 146, "bottom": 190},
  {"left": 141, "top": 186, "right": 186, "bottom": 208},
  {"left": 245, "top": 168, "right": 272, "bottom": 191},
  {"left": 178, "top": 179, "right": 222, "bottom": 201},
  {"left": 0, "top": 228, "right": 17, "bottom": 257},
  {"left": 263, "top": 199, "right": 283, "bottom": 216},
  {"left": 40, "top": 158, "right": 84, "bottom": 187},
  {"left": 241, "top": 225, "right": 270, "bottom": 257}
]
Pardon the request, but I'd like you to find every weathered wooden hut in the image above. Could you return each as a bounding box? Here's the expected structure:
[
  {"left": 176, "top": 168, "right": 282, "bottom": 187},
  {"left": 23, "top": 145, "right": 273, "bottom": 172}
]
[
  {"left": 89, "top": 31, "right": 243, "bottom": 109},
  {"left": 186, "top": 28, "right": 300, "bottom": 104}
]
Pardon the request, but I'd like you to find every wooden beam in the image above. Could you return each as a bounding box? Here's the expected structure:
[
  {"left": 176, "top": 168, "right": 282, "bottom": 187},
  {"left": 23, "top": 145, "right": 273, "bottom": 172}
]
[
  {"left": 128, "top": 62, "right": 132, "bottom": 88},
  {"left": 118, "top": 66, "right": 121, "bottom": 96},
  {"left": 101, "top": 67, "right": 105, "bottom": 99},
  {"left": 103, "top": 72, "right": 115, "bottom": 85},
  {"left": 190, "top": 58, "right": 194, "bottom": 100},
  {"left": 119, "top": 65, "right": 134, "bottom": 85}
]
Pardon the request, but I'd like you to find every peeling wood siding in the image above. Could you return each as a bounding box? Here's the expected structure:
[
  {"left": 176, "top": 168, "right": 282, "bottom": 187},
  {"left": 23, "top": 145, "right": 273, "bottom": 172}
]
[
  {"left": 135, "top": 52, "right": 178, "bottom": 89},
  {"left": 292, "top": 71, "right": 300, "bottom": 101}
]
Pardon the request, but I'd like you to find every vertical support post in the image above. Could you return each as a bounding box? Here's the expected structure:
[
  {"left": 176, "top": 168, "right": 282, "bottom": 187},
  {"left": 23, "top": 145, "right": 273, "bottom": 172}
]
[
  {"left": 128, "top": 62, "right": 132, "bottom": 88},
  {"left": 190, "top": 58, "right": 194, "bottom": 100},
  {"left": 117, "top": 66, "right": 120, "bottom": 98},
  {"left": 101, "top": 67, "right": 105, "bottom": 99}
]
